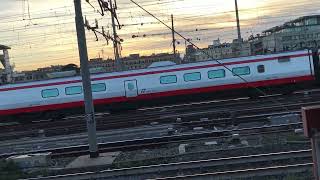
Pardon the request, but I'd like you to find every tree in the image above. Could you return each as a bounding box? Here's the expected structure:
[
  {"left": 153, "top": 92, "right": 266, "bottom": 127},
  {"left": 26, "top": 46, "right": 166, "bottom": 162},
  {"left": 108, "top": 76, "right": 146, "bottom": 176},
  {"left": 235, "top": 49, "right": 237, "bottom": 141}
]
[{"left": 61, "top": 64, "right": 80, "bottom": 73}]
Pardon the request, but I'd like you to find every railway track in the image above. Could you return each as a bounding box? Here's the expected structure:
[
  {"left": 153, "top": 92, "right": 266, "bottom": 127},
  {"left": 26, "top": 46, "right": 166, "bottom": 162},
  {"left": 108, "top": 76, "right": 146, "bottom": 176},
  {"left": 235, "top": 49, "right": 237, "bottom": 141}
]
[
  {"left": 1, "top": 83, "right": 314, "bottom": 180},
  {"left": 0, "top": 88, "right": 317, "bottom": 152},
  {"left": 0, "top": 96, "right": 308, "bottom": 141},
  {"left": 22, "top": 150, "right": 312, "bottom": 180},
  {"left": 152, "top": 163, "right": 313, "bottom": 180},
  {"left": 0, "top": 122, "right": 304, "bottom": 159}
]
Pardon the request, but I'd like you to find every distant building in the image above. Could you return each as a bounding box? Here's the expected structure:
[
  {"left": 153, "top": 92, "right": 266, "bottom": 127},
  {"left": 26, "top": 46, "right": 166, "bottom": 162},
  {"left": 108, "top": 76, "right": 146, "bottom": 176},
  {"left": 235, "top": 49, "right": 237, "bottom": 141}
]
[
  {"left": 186, "top": 39, "right": 251, "bottom": 62},
  {"left": 89, "top": 58, "right": 115, "bottom": 73},
  {"left": 12, "top": 65, "right": 75, "bottom": 83},
  {"left": 184, "top": 45, "right": 197, "bottom": 62},
  {"left": 89, "top": 53, "right": 181, "bottom": 72},
  {"left": 250, "top": 15, "right": 320, "bottom": 54},
  {"left": 12, "top": 70, "right": 49, "bottom": 83},
  {"left": 122, "top": 53, "right": 181, "bottom": 70},
  {"left": 37, "top": 65, "right": 64, "bottom": 73}
]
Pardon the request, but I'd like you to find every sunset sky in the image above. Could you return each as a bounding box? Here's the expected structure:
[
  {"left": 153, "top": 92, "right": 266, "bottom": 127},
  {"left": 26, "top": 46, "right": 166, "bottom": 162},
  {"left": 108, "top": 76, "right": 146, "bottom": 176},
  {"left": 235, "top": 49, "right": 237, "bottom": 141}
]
[{"left": 0, "top": 0, "right": 319, "bottom": 71}]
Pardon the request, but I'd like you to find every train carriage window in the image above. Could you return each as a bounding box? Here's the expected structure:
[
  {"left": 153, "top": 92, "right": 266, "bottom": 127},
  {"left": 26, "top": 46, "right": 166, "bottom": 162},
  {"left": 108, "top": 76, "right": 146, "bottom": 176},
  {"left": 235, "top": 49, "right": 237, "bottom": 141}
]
[
  {"left": 42, "top": 88, "right": 59, "bottom": 98},
  {"left": 160, "top": 75, "right": 177, "bottom": 84},
  {"left": 257, "top": 65, "right": 265, "bottom": 73},
  {"left": 208, "top": 69, "right": 225, "bottom": 79},
  {"left": 92, "top": 83, "right": 106, "bottom": 92},
  {"left": 65, "top": 86, "right": 83, "bottom": 95},
  {"left": 184, "top": 72, "right": 201, "bottom": 82},
  {"left": 232, "top": 66, "right": 250, "bottom": 76}
]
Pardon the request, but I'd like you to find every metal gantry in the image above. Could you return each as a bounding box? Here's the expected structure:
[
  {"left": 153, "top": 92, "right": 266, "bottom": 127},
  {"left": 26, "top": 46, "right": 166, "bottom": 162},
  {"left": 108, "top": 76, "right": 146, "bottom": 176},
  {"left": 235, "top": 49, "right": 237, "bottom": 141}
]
[{"left": 85, "top": 0, "right": 123, "bottom": 71}]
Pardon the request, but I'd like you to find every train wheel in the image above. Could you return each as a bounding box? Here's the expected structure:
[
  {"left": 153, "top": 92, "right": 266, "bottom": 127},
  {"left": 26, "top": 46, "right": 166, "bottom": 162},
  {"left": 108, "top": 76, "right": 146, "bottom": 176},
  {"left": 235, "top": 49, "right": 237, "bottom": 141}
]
[
  {"left": 247, "top": 88, "right": 260, "bottom": 99},
  {"left": 282, "top": 84, "right": 296, "bottom": 95},
  {"left": 51, "top": 113, "right": 66, "bottom": 121},
  {"left": 43, "top": 111, "right": 65, "bottom": 121}
]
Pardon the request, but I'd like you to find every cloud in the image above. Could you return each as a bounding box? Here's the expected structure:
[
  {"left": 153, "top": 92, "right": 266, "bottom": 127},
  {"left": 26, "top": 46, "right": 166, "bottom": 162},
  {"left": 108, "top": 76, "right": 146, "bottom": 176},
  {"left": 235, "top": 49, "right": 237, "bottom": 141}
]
[{"left": 1, "top": 0, "right": 320, "bottom": 71}]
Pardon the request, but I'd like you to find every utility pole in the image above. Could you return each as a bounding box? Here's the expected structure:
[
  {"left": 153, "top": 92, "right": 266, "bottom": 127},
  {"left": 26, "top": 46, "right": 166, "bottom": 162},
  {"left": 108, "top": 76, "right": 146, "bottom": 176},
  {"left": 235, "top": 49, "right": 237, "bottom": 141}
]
[
  {"left": 235, "top": 0, "right": 242, "bottom": 42},
  {"left": 171, "top": 14, "right": 177, "bottom": 58},
  {"left": 109, "top": 0, "right": 122, "bottom": 71},
  {"left": 74, "top": 0, "right": 99, "bottom": 158}
]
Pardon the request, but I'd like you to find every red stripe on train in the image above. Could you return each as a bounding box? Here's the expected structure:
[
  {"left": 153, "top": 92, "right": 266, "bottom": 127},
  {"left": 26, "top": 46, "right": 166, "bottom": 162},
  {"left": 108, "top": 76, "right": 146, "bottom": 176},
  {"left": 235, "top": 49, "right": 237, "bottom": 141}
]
[
  {"left": 0, "top": 75, "right": 314, "bottom": 116},
  {"left": 0, "top": 53, "right": 310, "bottom": 92}
]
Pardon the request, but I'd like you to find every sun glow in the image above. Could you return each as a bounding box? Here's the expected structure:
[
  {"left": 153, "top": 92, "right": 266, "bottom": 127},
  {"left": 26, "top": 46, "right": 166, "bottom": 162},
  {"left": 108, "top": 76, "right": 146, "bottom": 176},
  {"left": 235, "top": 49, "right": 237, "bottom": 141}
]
[{"left": 1, "top": 0, "right": 318, "bottom": 71}]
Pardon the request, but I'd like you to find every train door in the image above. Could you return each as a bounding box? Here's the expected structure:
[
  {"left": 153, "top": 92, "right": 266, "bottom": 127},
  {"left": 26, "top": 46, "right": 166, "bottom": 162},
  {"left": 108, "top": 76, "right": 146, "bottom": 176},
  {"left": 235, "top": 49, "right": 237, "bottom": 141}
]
[{"left": 124, "top": 80, "right": 138, "bottom": 97}]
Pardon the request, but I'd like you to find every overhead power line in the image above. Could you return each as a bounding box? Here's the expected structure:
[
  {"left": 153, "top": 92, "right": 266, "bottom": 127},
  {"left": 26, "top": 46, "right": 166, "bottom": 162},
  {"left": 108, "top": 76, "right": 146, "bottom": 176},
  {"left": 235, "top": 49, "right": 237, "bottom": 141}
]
[
  {"left": 130, "top": 0, "right": 290, "bottom": 112},
  {"left": 0, "top": 0, "right": 319, "bottom": 71}
]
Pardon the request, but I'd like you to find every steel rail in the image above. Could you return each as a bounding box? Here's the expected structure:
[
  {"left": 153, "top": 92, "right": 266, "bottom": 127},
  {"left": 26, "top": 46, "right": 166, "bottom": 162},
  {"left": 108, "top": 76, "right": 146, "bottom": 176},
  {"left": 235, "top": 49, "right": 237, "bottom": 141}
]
[
  {"left": 152, "top": 163, "right": 313, "bottom": 180},
  {"left": 0, "top": 97, "right": 313, "bottom": 141},
  {"left": 22, "top": 150, "right": 312, "bottom": 180},
  {"left": 0, "top": 123, "right": 303, "bottom": 159}
]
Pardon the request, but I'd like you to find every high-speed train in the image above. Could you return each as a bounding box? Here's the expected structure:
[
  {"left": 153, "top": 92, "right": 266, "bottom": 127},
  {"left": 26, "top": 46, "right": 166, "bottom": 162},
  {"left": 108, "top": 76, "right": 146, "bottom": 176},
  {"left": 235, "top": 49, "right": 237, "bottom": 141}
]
[{"left": 1, "top": 49, "right": 319, "bottom": 122}]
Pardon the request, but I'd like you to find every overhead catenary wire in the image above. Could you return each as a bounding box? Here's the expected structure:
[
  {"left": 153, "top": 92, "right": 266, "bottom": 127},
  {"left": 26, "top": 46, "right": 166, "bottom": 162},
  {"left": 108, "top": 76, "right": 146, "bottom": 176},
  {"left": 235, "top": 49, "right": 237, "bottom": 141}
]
[
  {"left": 0, "top": 0, "right": 317, "bottom": 24},
  {"left": 1, "top": 0, "right": 319, "bottom": 71},
  {"left": 0, "top": 4, "right": 317, "bottom": 36},
  {"left": 0, "top": 2, "right": 317, "bottom": 35},
  {"left": 1, "top": 9, "right": 315, "bottom": 44},
  {"left": 130, "top": 0, "right": 291, "bottom": 112}
]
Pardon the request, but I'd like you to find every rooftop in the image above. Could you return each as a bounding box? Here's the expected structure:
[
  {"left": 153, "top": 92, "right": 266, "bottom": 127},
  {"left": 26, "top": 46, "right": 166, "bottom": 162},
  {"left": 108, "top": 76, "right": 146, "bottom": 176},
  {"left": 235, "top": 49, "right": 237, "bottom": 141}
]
[{"left": 263, "top": 15, "right": 320, "bottom": 33}]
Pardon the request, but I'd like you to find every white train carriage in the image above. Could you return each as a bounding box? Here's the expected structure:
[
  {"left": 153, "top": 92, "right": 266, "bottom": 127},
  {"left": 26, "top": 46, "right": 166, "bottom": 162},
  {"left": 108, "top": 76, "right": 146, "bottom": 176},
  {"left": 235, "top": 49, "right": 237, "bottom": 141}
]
[{"left": 0, "top": 49, "right": 319, "bottom": 121}]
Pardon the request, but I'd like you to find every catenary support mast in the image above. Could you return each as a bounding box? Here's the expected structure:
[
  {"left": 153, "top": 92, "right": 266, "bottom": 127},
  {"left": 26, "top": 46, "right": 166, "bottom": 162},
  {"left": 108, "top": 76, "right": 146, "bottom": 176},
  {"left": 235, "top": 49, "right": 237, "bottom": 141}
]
[
  {"left": 109, "top": 0, "right": 122, "bottom": 71},
  {"left": 235, "top": 0, "right": 242, "bottom": 42},
  {"left": 74, "top": 0, "right": 99, "bottom": 158},
  {"left": 171, "top": 14, "right": 177, "bottom": 58}
]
